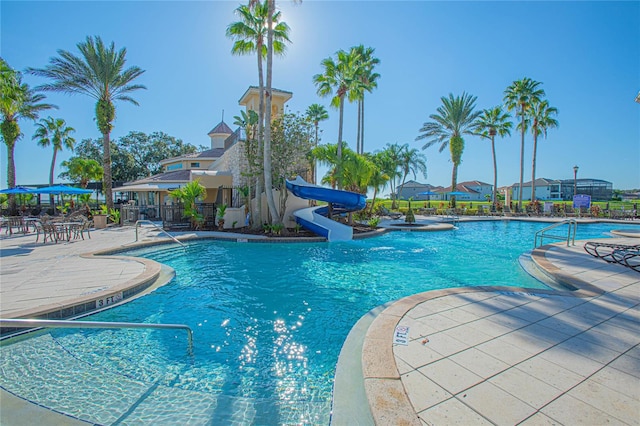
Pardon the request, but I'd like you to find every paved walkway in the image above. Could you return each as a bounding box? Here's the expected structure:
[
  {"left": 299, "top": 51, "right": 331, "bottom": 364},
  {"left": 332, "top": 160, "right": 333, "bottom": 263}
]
[
  {"left": 1, "top": 220, "right": 639, "bottom": 425},
  {"left": 356, "top": 237, "right": 640, "bottom": 425},
  {"left": 1, "top": 226, "right": 164, "bottom": 318}
]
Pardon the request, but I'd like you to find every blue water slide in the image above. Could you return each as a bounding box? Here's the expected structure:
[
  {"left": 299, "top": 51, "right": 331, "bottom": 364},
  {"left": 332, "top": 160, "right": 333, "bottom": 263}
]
[{"left": 286, "top": 176, "right": 366, "bottom": 242}]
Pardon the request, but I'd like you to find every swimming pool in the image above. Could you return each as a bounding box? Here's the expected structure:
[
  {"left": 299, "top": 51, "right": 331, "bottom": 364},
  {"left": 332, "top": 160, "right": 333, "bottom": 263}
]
[{"left": 1, "top": 221, "right": 634, "bottom": 424}]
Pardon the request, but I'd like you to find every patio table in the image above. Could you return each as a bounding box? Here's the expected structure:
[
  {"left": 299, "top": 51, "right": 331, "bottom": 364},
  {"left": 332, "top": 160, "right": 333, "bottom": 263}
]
[
  {"left": 23, "top": 218, "right": 40, "bottom": 233},
  {"left": 55, "top": 222, "right": 82, "bottom": 242}
]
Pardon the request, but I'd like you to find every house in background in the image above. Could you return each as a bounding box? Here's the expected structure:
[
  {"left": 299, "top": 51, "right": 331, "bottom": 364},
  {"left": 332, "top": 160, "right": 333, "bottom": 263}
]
[
  {"left": 559, "top": 178, "right": 613, "bottom": 201},
  {"left": 511, "top": 178, "right": 563, "bottom": 201},
  {"left": 395, "top": 180, "right": 493, "bottom": 202},
  {"left": 395, "top": 181, "right": 443, "bottom": 200},
  {"left": 510, "top": 178, "right": 613, "bottom": 201}
]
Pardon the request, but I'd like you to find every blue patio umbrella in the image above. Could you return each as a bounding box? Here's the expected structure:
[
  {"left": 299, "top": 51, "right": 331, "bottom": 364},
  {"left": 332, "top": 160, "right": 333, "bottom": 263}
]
[
  {"left": 418, "top": 190, "right": 440, "bottom": 207},
  {"left": 447, "top": 191, "right": 467, "bottom": 206},
  {"left": 30, "top": 185, "right": 91, "bottom": 195},
  {"left": 0, "top": 186, "right": 33, "bottom": 194},
  {"left": 29, "top": 185, "right": 92, "bottom": 213}
]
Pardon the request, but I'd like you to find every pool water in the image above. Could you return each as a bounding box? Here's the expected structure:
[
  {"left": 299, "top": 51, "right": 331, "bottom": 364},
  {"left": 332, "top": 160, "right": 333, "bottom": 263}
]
[{"left": 1, "top": 221, "right": 634, "bottom": 425}]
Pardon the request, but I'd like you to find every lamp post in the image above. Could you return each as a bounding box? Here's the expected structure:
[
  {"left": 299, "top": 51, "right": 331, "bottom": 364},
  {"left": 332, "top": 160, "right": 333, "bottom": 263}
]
[{"left": 573, "top": 165, "right": 579, "bottom": 197}]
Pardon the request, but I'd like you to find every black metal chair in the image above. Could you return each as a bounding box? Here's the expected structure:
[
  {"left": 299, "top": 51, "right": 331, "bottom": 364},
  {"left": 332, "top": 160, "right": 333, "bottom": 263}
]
[{"left": 584, "top": 241, "right": 640, "bottom": 264}]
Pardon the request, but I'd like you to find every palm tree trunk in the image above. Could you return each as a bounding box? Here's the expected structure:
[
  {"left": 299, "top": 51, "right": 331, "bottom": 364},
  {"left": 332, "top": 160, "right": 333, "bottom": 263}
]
[
  {"left": 337, "top": 95, "right": 345, "bottom": 189},
  {"left": 531, "top": 128, "right": 538, "bottom": 202},
  {"left": 313, "top": 123, "right": 319, "bottom": 184},
  {"left": 369, "top": 187, "right": 378, "bottom": 215},
  {"left": 356, "top": 100, "right": 361, "bottom": 154},
  {"left": 518, "top": 107, "right": 525, "bottom": 209},
  {"left": 50, "top": 149, "right": 57, "bottom": 207},
  {"left": 451, "top": 163, "right": 458, "bottom": 208},
  {"left": 7, "top": 142, "right": 17, "bottom": 212},
  {"left": 491, "top": 136, "right": 497, "bottom": 205},
  {"left": 360, "top": 93, "right": 364, "bottom": 154},
  {"left": 102, "top": 132, "right": 114, "bottom": 210},
  {"left": 263, "top": 0, "right": 279, "bottom": 225},
  {"left": 252, "top": 38, "right": 265, "bottom": 229}
]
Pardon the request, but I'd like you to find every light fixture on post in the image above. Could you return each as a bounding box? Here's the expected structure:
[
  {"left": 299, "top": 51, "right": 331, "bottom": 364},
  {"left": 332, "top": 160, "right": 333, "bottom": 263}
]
[{"left": 573, "top": 165, "right": 579, "bottom": 197}]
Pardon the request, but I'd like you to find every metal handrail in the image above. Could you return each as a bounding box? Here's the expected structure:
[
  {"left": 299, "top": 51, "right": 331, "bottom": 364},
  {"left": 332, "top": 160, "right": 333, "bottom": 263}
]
[
  {"left": 534, "top": 219, "right": 577, "bottom": 248},
  {"left": 135, "top": 219, "right": 185, "bottom": 247},
  {"left": 0, "top": 318, "right": 193, "bottom": 353}
]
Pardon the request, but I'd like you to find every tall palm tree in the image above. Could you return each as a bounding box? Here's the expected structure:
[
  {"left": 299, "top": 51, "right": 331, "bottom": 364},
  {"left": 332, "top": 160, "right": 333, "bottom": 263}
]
[
  {"left": 263, "top": 0, "right": 292, "bottom": 225},
  {"left": 503, "top": 77, "right": 544, "bottom": 208},
  {"left": 306, "top": 103, "right": 329, "bottom": 146},
  {"left": 416, "top": 92, "right": 480, "bottom": 208},
  {"left": 351, "top": 45, "right": 380, "bottom": 154},
  {"left": 529, "top": 99, "right": 558, "bottom": 202},
  {"left": 33, "top": 116, "right": 76, "bottom": 205},
  {"left": 0, "top": 59, "right": 55, "bottom": 211},
  {"left": 33, "top": 117, "right": 75, "bottom": 178},
  {"left": 29, "top": 36, "right": 146, "bottom": 211},
  {"left": 227, "top": 0, "right": 290, "bottom": 226},
  {"left": 313, "top": 48, "right": 362, "bottom": 186},
  {"left": 305, "top": 103, "right": 328, "bottom": 183},
  {"left": 473, "top": 106, "right": 512, "bottom": 205}
]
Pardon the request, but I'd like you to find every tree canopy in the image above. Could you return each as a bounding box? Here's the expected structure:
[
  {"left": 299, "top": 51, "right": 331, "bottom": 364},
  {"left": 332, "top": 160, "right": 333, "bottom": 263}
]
[{"left": 70, "top": 131, "right": 203, "bottom": 183}]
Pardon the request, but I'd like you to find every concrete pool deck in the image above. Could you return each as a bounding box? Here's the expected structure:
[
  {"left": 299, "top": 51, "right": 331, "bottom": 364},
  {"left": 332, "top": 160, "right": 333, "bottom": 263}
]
[{"left": 1, "top": 219, "right": 639, "bottom": 425}]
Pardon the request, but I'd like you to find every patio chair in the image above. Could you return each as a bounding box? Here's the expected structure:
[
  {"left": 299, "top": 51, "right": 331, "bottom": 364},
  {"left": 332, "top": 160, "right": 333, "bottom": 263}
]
[
  {"left": 584, "top": 241, "right": 640, "bottom": 264},
  {"left": 73, "top": 219, "right": 92, "bottom": 240},
  {"left": 5, "top": 216, "right": 25, "bottom": 235},
  {"left": 611, "top": 249, "right": 640, "bottom": 272},
  {"left": 379, "top": 206, "right": 402, "bottom": 220},
  {"left": 34, "top": 221, "right": 58, "bottom": 244}
]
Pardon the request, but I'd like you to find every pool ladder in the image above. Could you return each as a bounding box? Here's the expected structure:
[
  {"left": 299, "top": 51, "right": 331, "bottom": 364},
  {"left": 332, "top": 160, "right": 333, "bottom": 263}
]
[
  {"left": 0, "top": 319, "right": 193, "bottom": 354},
  {"left": 135, "top": 220, "right": 186, "bottom": 248},
  {"left": 534, "top": 219, "right": 577, "bottom": 248}
]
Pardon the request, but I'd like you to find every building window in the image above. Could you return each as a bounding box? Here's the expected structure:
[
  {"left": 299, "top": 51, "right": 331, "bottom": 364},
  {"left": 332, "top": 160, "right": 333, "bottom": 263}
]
[
  {"left": 166, "top": 164, "right": 183, "bottom": 171},
  {"left": 190, "top": 162, "right": 200, "bottom": 168}
]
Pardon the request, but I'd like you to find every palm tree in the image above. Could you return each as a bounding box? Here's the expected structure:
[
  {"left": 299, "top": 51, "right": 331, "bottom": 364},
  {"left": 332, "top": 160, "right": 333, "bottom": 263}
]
[
  {"left": 311, "top": 142, "right": 348, "bottom": 189},
  {"left": 399, "top": 145, "right": 427, "bottom": 195},
  {"left": 366, "top": 152, "right": 390, "bottom": 214},
  {"left": 529, "top": 99, "right": 558, "bottom": 202},
  {"left": 227, "top": 0, "right": 290, "bottom": 226},
  {"left": 416, "top": 92, "right": 480, "bottom": 208},
  {"left": 341, "top": 150, "right": 374, "bottom": 194},
  {"left": 28, "top": 36, "right": 146, "bottom": 211},
  {"left": 473, "top": 106, "right": 512, "bottom": 205},
  {"left": 0, "top": 59, "right": 55, "bottom": 212},
  {"left": 169, "top": 180, "right": 207, "bottom": 230},
  {"left": 313, "top": 48, "right": 362, "bottom": 185},
  {"left": 59, "top": 157, "right": 103, "bottom": 188},
  {"left": 377, "top": 143, "right": 404, "bottom": 209},
  {"left": 351, "top": 45, "right": 380, "bottom": 154},
  {"left": 264, "top": 0, "right": 293, "bottom": 225},
  {"left": 503, "top": 77, "right": 544, "bottom": 208},
  {"left": 305, "top": 103, "right": 328, "bottom": 183},
  {"left": 306, "top": 103, "right": 329, "bottom": 146},
  {"left": 33, "top": 116, "right": 76, "bottom": 204}
]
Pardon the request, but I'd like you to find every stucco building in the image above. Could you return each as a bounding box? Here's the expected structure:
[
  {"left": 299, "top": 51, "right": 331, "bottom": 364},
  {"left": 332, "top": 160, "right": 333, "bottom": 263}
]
[{"left": 113, "top": 86, "right": 297, "bottom": 225}]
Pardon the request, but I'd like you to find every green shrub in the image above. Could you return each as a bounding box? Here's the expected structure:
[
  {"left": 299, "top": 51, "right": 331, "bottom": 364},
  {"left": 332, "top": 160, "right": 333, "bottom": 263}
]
[
  {"left": 108, "top": 208, "right": 121, "bottom": 225},
  {"left": 405, "top": 207, "right": 415, "bottom": 224},
  {"left": 368, "top": 217, "right": 380, "bottom": 228}
]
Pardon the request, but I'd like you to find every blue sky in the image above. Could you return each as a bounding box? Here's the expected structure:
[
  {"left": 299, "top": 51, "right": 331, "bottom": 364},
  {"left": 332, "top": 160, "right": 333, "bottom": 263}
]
[{"left": 2, "top": 0, "right": 639, "bottom": 194}]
